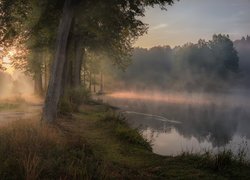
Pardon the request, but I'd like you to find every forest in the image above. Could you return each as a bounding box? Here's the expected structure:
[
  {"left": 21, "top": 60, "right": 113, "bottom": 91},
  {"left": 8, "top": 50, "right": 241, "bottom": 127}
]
[
  {"left": 0, "top": 0, "right": 250, "bottom": 179},
  {"left": 114, "top": 35, "right": 250, "bottom": 92}
]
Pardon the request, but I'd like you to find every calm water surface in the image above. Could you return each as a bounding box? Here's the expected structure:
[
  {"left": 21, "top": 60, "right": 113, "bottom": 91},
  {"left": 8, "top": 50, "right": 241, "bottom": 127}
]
[{"left": 100, "top": 91, "right": 250, "bottom": 158}]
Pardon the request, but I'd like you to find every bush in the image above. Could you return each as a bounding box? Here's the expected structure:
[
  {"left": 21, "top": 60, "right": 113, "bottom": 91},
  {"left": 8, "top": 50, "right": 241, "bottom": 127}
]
[{"left": 58, "top": 87, "right": 91, "bottom": 114}]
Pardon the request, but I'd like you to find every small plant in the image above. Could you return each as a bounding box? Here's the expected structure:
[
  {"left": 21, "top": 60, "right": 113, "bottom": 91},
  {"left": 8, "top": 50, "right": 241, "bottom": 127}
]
[{"left": 213, "top": 149, "right": 233, "bottom": 171}]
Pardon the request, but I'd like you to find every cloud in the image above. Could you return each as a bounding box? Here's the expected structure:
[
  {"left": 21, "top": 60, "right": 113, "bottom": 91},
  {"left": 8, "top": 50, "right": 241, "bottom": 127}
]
[{"left": 151, "top": 23, "right": 169, "bottom": 30}]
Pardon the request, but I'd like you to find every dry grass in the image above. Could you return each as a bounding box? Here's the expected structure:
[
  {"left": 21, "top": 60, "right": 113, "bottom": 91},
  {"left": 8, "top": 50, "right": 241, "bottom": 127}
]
[
  {"left": 0, "top": 104, "right": 249, "bottom": 179},
  {"left": 0, "top": 118, "right": 102, "bottom": 179}
]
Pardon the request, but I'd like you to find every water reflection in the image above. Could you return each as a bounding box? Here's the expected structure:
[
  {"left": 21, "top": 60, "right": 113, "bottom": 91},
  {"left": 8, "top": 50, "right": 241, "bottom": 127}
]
[{"left": 100, "top": 91, "right": 250, "bottom": 157}]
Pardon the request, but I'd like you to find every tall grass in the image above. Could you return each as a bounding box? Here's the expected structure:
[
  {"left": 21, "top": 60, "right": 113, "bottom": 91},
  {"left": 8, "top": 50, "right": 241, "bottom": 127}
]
[
  {"left": 0, "top": 119, "right": 105, "bottom": 179},
  {"left": 180, "top": 146, "right": 249, "bottom": 173}
]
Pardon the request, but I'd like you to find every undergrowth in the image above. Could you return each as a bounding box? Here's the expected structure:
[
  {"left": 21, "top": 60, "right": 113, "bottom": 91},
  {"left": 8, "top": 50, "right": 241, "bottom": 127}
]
[
  {"left": 102, "top": 112, "right": 152, "bottom": 151},
  {"left": 0, "top": 119, "right": 105, "bottom": 180},
  {"left": 58, "top": 87, "right": 91, "bottom": 115}
]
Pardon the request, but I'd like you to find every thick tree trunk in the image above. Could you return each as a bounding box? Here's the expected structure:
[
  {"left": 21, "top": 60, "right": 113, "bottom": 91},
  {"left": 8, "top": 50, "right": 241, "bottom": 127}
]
[
  {"left": 100, "top": 72, "right": 104, "bottom": 93},
  {"left": 42, "top": 0, "right": 74, "bottom": 123},
  {"left": 72, "top": 36, "right": 83, "bottom": 88}
]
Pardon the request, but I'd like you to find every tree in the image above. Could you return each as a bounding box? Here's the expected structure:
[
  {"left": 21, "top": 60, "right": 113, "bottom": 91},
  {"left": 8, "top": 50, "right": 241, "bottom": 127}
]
[
  {"left": 42, "top": 0, "right": 176, "bottom": 122},
  {"left": 209, "top": 34, "right": 239, "bottom": 75}
]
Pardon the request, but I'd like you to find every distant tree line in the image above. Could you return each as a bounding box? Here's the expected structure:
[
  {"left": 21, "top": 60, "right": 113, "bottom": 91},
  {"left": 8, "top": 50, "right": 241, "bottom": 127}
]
[{"left": 115, "top": 34, "right": 250, "bottom": 92}]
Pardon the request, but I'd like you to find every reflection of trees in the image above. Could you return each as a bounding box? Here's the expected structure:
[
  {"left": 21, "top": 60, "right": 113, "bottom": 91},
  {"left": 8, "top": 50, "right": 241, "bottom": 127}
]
[{"left": 117, "top": 99, "right": 250, "bottom": 148}]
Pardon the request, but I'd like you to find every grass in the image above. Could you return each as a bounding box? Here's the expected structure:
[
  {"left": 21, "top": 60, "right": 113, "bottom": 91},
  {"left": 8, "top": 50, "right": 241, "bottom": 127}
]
[{"left": 0, "top": 103, "right": 249, "bottom": 179}]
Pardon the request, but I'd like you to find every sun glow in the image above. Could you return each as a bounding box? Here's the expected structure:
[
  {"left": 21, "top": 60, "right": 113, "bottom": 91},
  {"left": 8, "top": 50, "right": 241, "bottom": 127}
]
[{"left": 1, "top": 46, "right": 27, "bottom": 75}]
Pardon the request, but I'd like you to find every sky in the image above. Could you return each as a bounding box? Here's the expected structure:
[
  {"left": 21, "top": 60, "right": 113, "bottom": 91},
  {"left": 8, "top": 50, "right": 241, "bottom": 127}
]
[{"left": 135, "top": 0, "right": 250, "bottom": 48}]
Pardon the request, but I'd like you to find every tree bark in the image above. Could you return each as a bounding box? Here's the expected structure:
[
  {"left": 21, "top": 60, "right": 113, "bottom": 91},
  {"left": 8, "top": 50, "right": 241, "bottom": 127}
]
[
  {"left": 62, "top": 32, "right": 74, "bottom": 93},
  {"left": 72, "top": 36, "right": 83, "bottom": 88},
  {"left": 34, "top": 67, "right": 43, "bottom": 97},
  {"left": 89, "top": 71, "right": 92, "bottom": 91},
  {"left": 93, "top": 74, "right": 96, "bottom": 93},
  {"left": 83, "top": 57, "right": 86, "bottom": 87},
  {"left": 44, "top": 48, "right": 50, "bottom": 91},
  {"left": 42, "top": 0, "right": 74, "bottom": 123},
  {"left": 34, "top": 51, "right": 43, "bottom": 97},
  {"left": 100, "top": 72, "right": 104, "bottom": 93}
]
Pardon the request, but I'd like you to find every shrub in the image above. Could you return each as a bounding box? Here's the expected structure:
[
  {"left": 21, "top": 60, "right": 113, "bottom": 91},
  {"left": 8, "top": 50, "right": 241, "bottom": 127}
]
[{"left": 58, "top": 87, "right": 91, "bottom": 114}]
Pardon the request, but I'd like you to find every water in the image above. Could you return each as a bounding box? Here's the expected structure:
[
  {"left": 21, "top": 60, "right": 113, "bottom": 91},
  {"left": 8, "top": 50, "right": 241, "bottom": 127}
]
[{"left": 99, "top": 91, "right": 250, "bottom": 158}]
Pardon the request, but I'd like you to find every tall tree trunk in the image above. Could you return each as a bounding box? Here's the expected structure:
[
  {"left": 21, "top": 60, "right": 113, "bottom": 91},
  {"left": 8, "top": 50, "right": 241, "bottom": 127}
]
[
  {"left": 34, "top": 67, "right": 43, "bottom": 97},
  {"left": 44, "top": 56, "right": 48, "bottom": 90},
  {"left": 100, "top": 72, "right": 104, "bottom": 93},
  {"left": 89, "top": 72, "right": 92, "bottom": 91},
  {"left": 42, "top": 0, "right": 74, "bottom": 123},
  {"left": 34, "top": 51, "right": 43, "bottom": 97},
  {"left": 83, "top": 57, "right": 86, "bottom": 87},
  {"left": 93, "top": 74, "right": 96, "bottom": 93},
  {"left": 72, "top": 36, "right": 83, "bottom": 88},
  {"left": 44, "top": 48, "right": 50, "bottom": 91},
  {"left": 62, "top": 32, "right": 74, "bottom": 93}
]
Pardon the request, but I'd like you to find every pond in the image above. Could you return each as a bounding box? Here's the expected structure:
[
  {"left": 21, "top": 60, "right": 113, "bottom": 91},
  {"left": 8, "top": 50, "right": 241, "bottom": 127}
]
[{"left": 99, "top": 91, "right": 250, "bottom": 158}]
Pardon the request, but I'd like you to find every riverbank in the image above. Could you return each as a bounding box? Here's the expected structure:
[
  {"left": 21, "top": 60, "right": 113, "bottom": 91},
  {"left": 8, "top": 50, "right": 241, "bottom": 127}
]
[{"left": 0, "top": 102, "right": 249, "bottom": 179}]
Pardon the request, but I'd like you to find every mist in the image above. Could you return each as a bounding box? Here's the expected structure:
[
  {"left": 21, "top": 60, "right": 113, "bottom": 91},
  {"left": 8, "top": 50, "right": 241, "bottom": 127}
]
[
  {"left": 0, "top": 68, "right": 42, "bottom": 108},
  {"left": 97, "top": 35, "right": 250, "bottom": 158}
]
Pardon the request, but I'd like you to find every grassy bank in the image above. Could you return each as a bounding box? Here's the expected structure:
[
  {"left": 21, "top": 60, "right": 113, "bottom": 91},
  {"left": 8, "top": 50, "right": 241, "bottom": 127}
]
[{"left": 0, "top": 103, "right": 249, "bottom": 179}]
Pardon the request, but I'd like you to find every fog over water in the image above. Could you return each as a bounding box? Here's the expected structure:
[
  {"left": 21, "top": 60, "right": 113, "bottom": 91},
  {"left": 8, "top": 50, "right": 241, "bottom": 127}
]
[{"left": 100, "top": 91, "right": 250, "bottom": 158}]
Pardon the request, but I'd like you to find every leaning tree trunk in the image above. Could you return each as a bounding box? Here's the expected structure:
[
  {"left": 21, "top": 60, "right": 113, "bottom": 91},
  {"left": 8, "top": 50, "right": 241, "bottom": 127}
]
[{"left": 42, "top": 0, "right": 74, "bottom": 123}]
